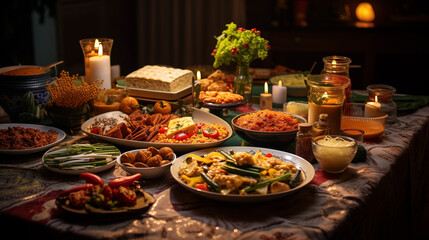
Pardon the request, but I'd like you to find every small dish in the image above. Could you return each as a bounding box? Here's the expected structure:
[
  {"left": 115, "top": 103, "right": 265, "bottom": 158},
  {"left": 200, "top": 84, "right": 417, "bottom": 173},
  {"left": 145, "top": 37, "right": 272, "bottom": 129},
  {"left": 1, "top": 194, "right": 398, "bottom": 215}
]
[
  {"left": 341, "top": 103, "right": 387, "bottom": 139},
  {"left": 117, "top": 149, "right": 176, "bottom": 178},
  {"left": 312, "top": 135, "right": 357, "bottom": 173},
  {"left": 231, "top": 111, "right": 307, "bottom": 146}
]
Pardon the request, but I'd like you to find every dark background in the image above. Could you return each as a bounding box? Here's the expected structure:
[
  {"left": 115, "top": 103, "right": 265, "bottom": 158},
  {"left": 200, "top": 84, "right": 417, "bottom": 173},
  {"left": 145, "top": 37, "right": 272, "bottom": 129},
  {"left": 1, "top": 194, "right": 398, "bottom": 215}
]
[{"left": 1, "top": 0, "right": 428, "bottom": 95}]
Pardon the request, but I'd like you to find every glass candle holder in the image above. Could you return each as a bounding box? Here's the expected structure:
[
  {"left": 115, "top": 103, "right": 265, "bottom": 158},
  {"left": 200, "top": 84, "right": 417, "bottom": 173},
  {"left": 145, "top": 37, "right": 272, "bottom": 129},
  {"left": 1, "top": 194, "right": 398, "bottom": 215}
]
[
  {"left": 366, "top": 84, "right": 397, "bottom": 123},
  {"left": 321, "top": 56, "right": 352, "bottom": 103},
  {"left": 79, "top": 38, "right": 113, "bottom": 89},
  {"left": 306, "top": 74, "right": 347, "bottom": 135}
]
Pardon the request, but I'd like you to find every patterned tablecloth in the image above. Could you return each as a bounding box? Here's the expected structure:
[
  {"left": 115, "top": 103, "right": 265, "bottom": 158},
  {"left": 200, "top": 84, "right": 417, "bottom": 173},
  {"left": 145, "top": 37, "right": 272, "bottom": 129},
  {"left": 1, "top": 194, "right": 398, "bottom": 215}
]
[{"left": 1, "top": 106, "right": 429, "bottom": 240}]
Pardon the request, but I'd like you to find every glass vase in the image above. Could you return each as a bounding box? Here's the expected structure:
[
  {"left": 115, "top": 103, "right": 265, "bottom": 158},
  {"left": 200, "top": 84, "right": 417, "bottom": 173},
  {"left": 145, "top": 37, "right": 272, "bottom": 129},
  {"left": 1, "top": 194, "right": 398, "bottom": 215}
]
[{"left": 233, "top": 63, "right": 252, "bottom": 104}]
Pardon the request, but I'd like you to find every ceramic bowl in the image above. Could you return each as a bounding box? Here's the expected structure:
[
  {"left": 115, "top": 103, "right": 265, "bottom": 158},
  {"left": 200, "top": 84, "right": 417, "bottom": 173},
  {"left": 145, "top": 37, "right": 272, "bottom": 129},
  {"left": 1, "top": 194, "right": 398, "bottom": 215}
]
[
  {"left": 231, "top": 111, "right": 307, "bottom": 146},
  {"left": 117, "top": 149, "right": 176, "bottom": 178}
]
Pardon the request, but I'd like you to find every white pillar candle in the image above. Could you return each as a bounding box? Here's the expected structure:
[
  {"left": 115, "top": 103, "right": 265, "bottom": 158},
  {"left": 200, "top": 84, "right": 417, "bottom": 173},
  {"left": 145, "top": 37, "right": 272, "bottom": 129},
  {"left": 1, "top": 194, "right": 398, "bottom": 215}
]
[
  {"left": 89, "top": 43, "right": 111, "bottom": 89},
  {"left": 272, "top": 80, "right": 287, "bottom": 104}
]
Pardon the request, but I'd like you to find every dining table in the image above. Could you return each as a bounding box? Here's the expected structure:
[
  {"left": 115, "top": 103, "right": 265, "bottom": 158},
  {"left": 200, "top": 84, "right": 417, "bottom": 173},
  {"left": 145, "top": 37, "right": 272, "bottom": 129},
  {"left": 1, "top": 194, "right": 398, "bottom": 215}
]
[{"left": 1, "top": 87, "right": 429, "bottom": 240}]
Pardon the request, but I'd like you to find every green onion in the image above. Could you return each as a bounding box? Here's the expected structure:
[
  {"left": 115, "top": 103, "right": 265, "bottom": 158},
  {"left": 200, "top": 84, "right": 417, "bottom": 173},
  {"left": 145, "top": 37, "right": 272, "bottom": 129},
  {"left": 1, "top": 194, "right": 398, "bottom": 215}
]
[{"left": 44, "top": 143, "right": 119, "bottom": 170}]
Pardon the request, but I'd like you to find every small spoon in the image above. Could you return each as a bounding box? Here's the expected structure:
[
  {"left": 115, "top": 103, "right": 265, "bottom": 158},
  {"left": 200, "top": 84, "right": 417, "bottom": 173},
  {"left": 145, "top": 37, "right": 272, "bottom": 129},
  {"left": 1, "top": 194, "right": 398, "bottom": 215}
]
[{"left": 40, "top": 60, "right": 64, "bottom": 71}]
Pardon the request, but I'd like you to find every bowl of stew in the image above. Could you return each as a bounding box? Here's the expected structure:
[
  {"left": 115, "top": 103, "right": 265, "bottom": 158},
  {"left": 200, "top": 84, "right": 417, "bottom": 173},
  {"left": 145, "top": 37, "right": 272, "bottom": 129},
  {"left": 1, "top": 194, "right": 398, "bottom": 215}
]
[{"left": 231, "top": 109, "right": 307, "bottom": 146}]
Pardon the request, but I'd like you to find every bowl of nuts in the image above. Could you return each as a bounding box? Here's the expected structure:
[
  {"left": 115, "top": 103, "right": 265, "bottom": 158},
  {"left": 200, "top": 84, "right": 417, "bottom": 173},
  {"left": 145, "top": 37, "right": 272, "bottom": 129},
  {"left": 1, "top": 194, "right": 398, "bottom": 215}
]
[{"left": 117, "top": 146, "right": 176, "bottom": 178}]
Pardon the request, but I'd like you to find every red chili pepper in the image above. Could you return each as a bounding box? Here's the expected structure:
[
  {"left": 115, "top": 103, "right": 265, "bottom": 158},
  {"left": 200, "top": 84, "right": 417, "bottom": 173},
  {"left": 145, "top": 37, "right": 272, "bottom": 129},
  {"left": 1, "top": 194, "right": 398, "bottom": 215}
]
[
  {"left": 108, "top": 173, "right": 142, "bottom": 188},
  {"left": 265, "top": 153, "right": 273, "bottom": 158},
  {"left": 80, "top": 172, "right": 104, "bottom": 186},
  {"left": 201, "top": 125, "right": 219, "bottom": 139},
  {"left": 159, "top": 126, "right": 168, "bottom": 134},
  {"left": 60, "top": 183, "right": 94, "bottom": 196},
  {"left": 195, "top": 182, "right": 208, "bottom": 191}
]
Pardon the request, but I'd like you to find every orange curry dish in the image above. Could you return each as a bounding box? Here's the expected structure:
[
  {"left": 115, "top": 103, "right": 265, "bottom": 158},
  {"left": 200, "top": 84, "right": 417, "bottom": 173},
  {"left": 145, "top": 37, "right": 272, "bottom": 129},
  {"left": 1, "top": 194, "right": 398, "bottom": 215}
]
[
  {"left": 235, "top": 109, "right": 300, "bottom": 132},
  {"left": 0, "top": 127, "right": 58, "bottom": 149}
]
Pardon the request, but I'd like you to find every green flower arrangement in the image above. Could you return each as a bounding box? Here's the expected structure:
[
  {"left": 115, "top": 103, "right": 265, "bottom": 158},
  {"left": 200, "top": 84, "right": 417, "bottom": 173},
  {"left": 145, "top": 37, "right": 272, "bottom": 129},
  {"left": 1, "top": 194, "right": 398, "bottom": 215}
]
[{"left": 212, "top": 22, "right": 270, "bottom": 68}]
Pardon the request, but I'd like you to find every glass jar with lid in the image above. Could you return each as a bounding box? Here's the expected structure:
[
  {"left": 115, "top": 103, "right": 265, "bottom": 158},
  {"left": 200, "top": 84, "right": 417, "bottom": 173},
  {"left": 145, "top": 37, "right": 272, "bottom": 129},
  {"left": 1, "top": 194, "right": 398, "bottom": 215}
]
[{"left": 366, "top": 84, "right": 397, "bottom": 123}]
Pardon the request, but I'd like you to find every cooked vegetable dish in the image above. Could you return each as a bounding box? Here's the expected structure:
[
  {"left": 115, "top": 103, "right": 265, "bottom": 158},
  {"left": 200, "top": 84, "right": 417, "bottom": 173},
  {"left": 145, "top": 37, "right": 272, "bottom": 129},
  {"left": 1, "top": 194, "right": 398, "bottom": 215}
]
[
  {"left": 56, "top": 172, "right": 154, "bottom": 212},
  {"left": 178, "top": 150, "right": 302, "bottom": 195}
]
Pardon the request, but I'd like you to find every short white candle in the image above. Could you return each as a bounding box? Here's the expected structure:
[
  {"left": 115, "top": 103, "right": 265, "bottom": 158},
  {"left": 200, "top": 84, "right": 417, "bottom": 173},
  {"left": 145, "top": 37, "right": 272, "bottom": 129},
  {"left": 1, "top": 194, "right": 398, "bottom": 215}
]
[
  {"left": 260, "top": 82, "right": 272, "bottom": 110},
  {"left": 364, "top": 95, "right": 381, "bottom": 117},
  {"left": 89, "top": 43, "right": 111, "bottom": 89},
  {"left": 272, "top": 80, "right": 287, "bottom": 104}
]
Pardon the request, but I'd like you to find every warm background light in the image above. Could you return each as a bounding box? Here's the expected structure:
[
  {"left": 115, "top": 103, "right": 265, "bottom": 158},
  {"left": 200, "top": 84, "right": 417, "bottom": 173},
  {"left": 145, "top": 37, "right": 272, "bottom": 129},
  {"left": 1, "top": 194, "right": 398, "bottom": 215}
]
[{"left": 356, "top": 2, "right": 375, "bottom": 22}]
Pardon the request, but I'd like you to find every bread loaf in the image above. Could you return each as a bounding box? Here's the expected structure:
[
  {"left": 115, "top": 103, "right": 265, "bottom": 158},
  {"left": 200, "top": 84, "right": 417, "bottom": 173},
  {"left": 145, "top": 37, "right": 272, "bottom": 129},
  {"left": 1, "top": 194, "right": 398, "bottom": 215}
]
[{"left": 125, "top": 65, "right": 193, "bottom": 92}]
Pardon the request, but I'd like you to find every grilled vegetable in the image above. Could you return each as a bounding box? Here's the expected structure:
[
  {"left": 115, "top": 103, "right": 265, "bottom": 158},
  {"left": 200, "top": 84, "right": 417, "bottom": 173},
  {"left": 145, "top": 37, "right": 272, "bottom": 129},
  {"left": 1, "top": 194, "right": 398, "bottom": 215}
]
[
  {"left": 201, "top": 172, "right": 221, "bottom": 192},
  {"left": 289, "top": 169, "right": 302, "bottom": 188},
  {"left": 221, "top": 165, "right": 261, "bottom": 178},
  {"left": 181, "top": 175, "right": 204, "bottom": 186},
  {"left": 243, "top": 172, "right": 291, "bottom": 193}
]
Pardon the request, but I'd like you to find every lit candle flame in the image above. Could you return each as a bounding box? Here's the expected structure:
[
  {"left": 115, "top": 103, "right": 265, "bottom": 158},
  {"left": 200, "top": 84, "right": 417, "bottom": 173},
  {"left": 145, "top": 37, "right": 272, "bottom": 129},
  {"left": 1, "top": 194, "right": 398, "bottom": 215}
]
[
  {"left": 264, "top": 82, "right": 268, "bottom": 94},
  {"left": 98, "top": 43, "right": 103, "bottom": 56},
  {"left": 375, "top": 95, "right": 378, "bottom": 103},
  {"left": 322, "top": 92, "right": 328, "bottom": 99},
  {"left": 196, "top": 71, "right": 201, "bottom": 80},
  {"left": 332, "top": 60, "right": 337, "bottom": 65},
  {"left": 278, "top": 80, "right": 282, "bottom": 87},
  {"left": 94, "top": 39, "right": 99, "bottom": 49}
]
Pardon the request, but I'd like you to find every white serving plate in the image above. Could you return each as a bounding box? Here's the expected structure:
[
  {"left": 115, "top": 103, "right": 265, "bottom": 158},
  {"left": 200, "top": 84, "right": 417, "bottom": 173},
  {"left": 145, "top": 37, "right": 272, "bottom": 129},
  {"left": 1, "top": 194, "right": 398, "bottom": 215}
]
[
  {"left": 41, "top": 143, "right": 120, "bottom": 175},
  {"left": 0, "top": 123, "right": 66, "bottom": 155},
  {"left": 170, "top": 146, "right": 315, "bottom": 203},
  {"left": 116, "top": 84, "right": 192, "bottom": 100},
  {"left": 81, "top": 109, "right": 233, "bottom": 154}
]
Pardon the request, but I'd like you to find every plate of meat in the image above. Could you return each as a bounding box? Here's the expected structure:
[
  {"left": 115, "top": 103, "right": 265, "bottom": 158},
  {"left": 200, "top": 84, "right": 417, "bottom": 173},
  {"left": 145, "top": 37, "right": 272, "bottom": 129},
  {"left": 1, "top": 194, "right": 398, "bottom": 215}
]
[{"left": 0, "top": 123, "right": 66, "bottom": 155}]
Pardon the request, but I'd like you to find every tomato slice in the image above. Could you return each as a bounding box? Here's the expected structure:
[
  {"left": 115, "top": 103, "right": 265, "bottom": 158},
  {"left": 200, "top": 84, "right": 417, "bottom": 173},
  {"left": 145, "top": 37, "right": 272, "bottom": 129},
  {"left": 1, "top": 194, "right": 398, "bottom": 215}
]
[
  {"left": 174, "top": 131, "right": 191, "bottom": 141},
  {"left": 265, "top": 153, "right": 273, "bottom": 158},
  {"left": 159, "top": 126, "right": 168, "bottom": 134},
  {"left": 196, "top": 123, "right": 205, "bottom": 129},
  {"left": 90, "top": 127, "right": 99, "bottom": 134},
  {"left": 201, "top": 125, "right": 219, "bottom": 139}
]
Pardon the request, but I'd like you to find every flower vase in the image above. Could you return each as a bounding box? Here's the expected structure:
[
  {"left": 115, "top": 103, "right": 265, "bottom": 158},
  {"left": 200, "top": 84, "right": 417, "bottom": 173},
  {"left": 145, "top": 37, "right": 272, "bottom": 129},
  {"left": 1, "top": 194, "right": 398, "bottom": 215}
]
[
  {"left": 47, "top": 104, "right": 90, "bottom": 134},
  {"left": 233, "top": 63, "right": 253, "bottom": 104}
]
